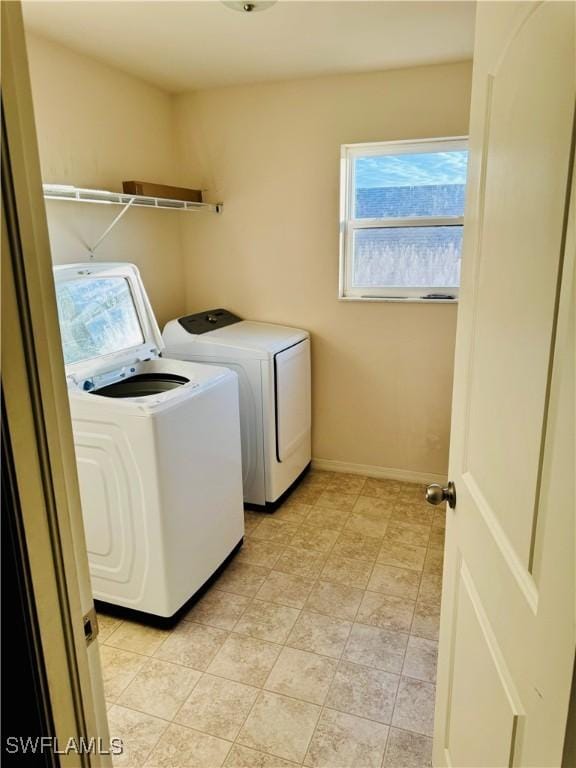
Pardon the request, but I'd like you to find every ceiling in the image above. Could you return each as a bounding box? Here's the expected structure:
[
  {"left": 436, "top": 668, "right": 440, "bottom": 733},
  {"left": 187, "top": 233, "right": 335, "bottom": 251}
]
[{"left": 22, "top": 1, "right": 476, "bottom": 93}]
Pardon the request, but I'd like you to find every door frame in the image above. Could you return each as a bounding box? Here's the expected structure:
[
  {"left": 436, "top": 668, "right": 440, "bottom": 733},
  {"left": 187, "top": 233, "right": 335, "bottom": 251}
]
[{"left": 2, "top": 2, "right": 110, "bottom": 764}]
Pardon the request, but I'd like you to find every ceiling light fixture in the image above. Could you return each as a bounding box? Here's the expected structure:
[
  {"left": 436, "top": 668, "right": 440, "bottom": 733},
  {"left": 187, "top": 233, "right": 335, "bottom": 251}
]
[{"left": 223, "top": 1, "right": 276, "bottom": 13}]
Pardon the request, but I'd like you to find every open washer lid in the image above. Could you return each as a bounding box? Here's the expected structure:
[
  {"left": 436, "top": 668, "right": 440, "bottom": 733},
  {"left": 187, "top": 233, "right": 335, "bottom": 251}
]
[{"left": 53, "top": 262, "right": 164, "bottom": 388}]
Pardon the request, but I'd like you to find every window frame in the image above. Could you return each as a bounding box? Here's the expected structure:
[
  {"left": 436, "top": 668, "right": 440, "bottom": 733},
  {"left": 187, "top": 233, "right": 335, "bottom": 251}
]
[{"left": 339, "top": 136, "right": 468, "bottom": 302}]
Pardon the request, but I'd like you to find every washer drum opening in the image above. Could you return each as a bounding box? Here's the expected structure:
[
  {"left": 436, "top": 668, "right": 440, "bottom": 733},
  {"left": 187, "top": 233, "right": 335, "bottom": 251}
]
[{"left": 92, "top": 372, "right": 190, "bottom": 398}]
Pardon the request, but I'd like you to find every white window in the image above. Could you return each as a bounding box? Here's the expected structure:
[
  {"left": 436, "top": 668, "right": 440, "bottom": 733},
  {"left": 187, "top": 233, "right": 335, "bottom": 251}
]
[{"left": 339, "top": 137, "right": 468, "bottom": 301}]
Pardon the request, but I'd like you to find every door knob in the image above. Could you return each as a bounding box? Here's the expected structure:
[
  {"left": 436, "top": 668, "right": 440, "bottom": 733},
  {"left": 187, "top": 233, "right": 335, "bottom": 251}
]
[{"left": 426, "top": 481, "right": 456, "bottom": 509}]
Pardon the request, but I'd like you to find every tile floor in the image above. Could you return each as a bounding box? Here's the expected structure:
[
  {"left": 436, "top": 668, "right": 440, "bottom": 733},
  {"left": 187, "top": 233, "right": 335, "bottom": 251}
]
[{"left": 100, "top": 471, "right": 445, "bottom": 768}]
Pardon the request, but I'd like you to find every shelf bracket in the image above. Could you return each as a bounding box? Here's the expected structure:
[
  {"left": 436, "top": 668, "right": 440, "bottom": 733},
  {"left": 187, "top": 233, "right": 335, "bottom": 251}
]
[{"left": 87, "top": 197, "right": 135, "bottom": 258}]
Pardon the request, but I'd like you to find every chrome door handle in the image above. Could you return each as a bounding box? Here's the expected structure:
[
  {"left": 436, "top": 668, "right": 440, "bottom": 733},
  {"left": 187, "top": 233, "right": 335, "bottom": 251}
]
[{"left": 426, "top": 481, "right": 456, "bottom": 509}]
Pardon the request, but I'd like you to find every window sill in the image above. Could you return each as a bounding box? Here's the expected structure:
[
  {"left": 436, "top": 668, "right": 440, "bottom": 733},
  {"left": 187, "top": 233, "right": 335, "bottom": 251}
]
[{"left": 338, "top": 296, "right": 459, "bottom": 304}]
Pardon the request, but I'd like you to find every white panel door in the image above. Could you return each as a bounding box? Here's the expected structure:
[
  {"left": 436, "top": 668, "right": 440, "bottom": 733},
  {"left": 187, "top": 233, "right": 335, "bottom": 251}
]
[{"left": 434, "top": 3, "right": 575, "bottom": 767}]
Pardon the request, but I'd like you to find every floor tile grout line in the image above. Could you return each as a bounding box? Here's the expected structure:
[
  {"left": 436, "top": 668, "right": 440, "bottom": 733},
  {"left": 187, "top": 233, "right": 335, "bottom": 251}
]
[
  {"left": 103, "top": 475, "right": 441, "bottom": 766},
  {"left": 109, "top": 495, "right": 408, "bottom": 760},
  {"left": 230, "top": 487, "right": 358, "bottom": 765},
  {"left": 110, "top": 652, "right": 201, "bottom": 710},
  {"left": 381, "top": 729, "right": 392, "bottom": 768},
  {"left": 231, "top": 646, "right": 335, "bottom": 763},
  {"left": 308, "top": 477, "right": 437, "bottom": 761},
  {"left": 298, "top": 479, "right": 437, "bottom": 761},
  {"left": 112, "top": 684, "right": 434, "bottom": 750},
  {"left": 108, "top": 700, "right": 172, "bottom": 767},
  {"left": 185, "top": 588, "right": 254, "bottom": 632},
  {"left": 230, "top": 507, "right": 333, "bottom": 765},
  {"left": 103, "top": 594, "right": 438, "bottom": 678},
  {"left": 299, "top": 584, "right": 366, "bottom": 766},
  {"left": 169, "top": 668, "right": 211, "bottom": 727},
  {"left": 106, "top": 621, "right": 237, "bottom": 674},
  {"left": 188, "top": 498, "right": 435, "bottom": 651},
  {"left": 145, "top": 720, "right": 236, "bottom": 767},
  {"left": 278, "top": 483, "right": 431, "bottom": 759},
  {"left": 102, "top": 596, "right": 437, "bottom": 687},
  {"left": 385, "top": 646, "right": 410, "bottom": 763}
]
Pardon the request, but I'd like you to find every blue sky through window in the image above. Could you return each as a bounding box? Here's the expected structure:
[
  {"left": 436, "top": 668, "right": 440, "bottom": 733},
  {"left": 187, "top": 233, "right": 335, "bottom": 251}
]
[{"left": 355, "top": 150, "right": 468, "bottom": 188}]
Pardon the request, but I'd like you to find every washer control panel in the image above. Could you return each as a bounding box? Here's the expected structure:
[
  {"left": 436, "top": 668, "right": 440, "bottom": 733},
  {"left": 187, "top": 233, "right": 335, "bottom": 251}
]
[{"left": 177, "top": 308, "right": 242, "bottom": 335}]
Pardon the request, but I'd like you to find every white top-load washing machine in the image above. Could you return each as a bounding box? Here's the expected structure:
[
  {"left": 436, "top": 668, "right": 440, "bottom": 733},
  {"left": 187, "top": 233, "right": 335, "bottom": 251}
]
[
  {"left": 53, "top": 264, "right": 244, "bottom": 619},
  {"left": 163, "top": 310, "right": 311, "bottom": 509}
]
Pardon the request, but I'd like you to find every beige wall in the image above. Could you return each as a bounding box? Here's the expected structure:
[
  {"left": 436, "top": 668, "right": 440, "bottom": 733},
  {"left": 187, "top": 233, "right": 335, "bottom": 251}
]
[
  {"left": 25, "top": 33, "right": 186, "bottom": 326},
  {"left": 175, "top": 62, "right": 472, "bottom": 477},
  {"left": 26, "top": 30, "right": 471, "bottom": 477}
]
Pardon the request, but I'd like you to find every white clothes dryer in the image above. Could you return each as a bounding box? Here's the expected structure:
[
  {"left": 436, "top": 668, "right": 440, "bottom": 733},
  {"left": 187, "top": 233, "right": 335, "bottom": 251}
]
[
  {"left": 162, "top": 310, "right": 311, "bottom": 509},
  {"left": 54, "top": 264, "right": 244, "bottom": 619}
]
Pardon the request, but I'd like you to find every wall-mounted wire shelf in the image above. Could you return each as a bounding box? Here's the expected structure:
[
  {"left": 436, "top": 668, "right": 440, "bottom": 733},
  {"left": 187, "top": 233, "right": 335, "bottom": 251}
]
[
  {"left": 42, "top": 184, "right": 222, "bottom": 213},
  {"left": 42, "top": 184, "right": 222, "bottom": 257}
]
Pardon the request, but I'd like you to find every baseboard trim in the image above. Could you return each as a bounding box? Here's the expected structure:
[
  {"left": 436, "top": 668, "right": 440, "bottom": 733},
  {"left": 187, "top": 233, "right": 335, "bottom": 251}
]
[{"left": 311, "top": 458, "right": 447, "bottom": 486}]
